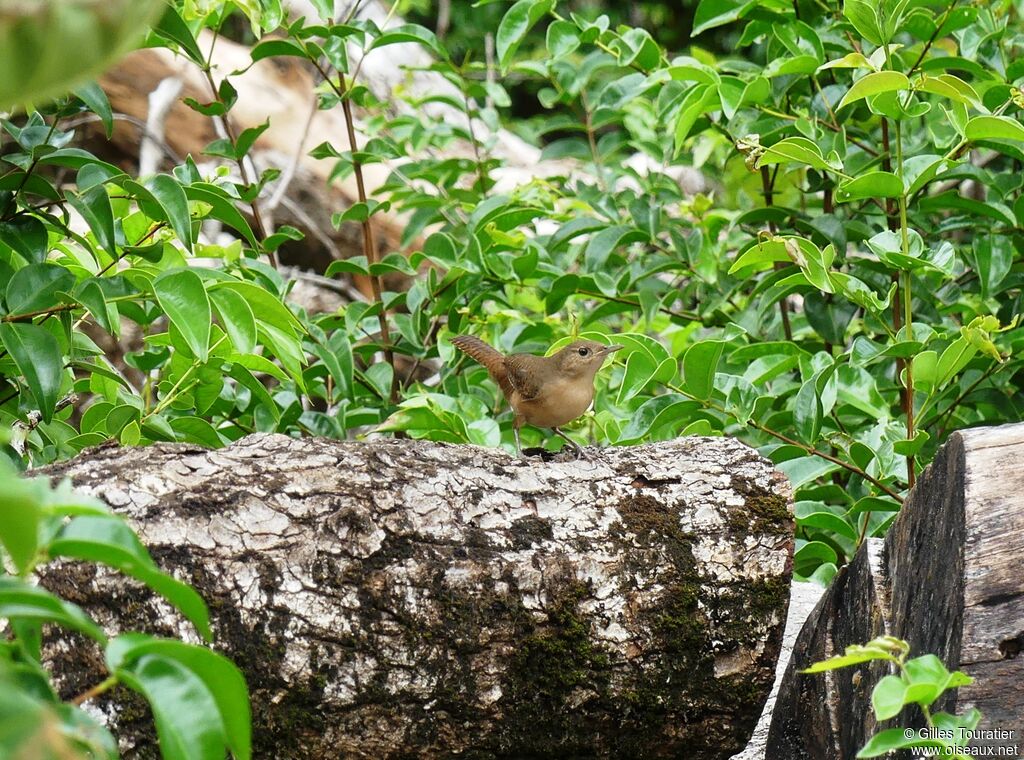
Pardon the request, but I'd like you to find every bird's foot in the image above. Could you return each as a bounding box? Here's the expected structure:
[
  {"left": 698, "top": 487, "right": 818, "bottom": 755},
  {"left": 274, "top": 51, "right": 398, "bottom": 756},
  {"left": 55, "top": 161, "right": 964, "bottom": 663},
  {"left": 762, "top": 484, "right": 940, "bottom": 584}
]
[
  {"left": 518, "top": 446, "right": 552, "bottom": 462},
  {"left": 551, "top": 427, "right": 587, "bottom": 461},
  {"left": 566, "top": 444, "right": 588, "bottom": 461}
]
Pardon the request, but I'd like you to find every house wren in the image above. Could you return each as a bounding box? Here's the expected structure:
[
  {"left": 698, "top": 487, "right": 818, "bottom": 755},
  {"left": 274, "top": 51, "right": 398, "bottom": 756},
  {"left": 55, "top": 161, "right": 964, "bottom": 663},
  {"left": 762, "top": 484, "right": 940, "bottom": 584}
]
[{"left": 451, "top": 335, "right": 623, "bottom": 459}]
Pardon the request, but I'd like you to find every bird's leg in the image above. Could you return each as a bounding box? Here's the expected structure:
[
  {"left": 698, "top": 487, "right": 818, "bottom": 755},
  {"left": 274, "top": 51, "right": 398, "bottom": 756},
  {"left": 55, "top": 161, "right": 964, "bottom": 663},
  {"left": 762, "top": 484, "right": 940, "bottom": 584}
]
[
  {"left": 551, "top": 427, "right": 584, "bottom": 460},
  {"left": 514, "top": 426, "right": 528, "bottom": 460}
]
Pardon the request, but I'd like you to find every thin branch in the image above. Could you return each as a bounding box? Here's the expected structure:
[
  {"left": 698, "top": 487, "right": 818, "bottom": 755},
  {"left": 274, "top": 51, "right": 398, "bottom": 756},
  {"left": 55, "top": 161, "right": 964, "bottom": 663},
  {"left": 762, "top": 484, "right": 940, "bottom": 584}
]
[
  {"left": 306, "top": 56, "right": 399, "bottom": 405},
  {"left": 71, "top": 676, "right": 117, "bottom": 707},
  {"left": 140, "top": 77, "right": 184, "bottom": 176},
  {"left": 266, "top": 96, "right": 319, "bottom": 216},
  {"left": 908, "top": 0, "right": 960, "bottom": 75},
  {"left": 750, "top": 420, "right": 905, "bottom": 501}
]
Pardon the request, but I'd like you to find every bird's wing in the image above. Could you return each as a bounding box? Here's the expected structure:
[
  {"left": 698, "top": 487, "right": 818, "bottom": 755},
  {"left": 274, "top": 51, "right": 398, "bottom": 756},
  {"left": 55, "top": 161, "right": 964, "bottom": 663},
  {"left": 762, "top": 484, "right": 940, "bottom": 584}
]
[
  {"left": 451, "top": 335, "right": 514, "bottom": 398},
  {"left": 503, "top": 354, "right": 545, "bottom": 400}
]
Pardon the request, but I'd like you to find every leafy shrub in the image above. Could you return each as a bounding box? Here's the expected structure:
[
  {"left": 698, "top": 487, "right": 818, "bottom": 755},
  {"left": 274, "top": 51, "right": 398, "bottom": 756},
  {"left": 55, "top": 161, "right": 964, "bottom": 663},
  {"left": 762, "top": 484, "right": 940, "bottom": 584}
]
[
  {"left": 2, "top": 1, "right": 1022, "bottom": 579},
  {"left": 805, "top": 636, "right": 980, "bottom": 759},
  {"left": 0, "top": 453, "right": 249, "bottom": 759}
]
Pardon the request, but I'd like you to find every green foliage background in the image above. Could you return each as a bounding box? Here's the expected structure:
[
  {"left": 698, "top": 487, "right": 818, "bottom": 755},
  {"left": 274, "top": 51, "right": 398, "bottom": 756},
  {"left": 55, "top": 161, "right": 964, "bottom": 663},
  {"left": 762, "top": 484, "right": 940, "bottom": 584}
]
[
  {"left": 3, "top": 0, "right": 1023, "bottom": 580},
  {"left": 1, "top": 0, "right": 1024, "bottom": 754}
]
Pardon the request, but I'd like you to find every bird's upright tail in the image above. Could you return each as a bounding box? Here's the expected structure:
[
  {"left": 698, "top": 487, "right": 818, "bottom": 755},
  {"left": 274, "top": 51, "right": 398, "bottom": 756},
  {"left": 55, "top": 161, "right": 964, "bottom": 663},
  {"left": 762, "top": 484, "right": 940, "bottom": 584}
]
[{"left": 451, "top": 335, "right": 512, "bottom": 396}]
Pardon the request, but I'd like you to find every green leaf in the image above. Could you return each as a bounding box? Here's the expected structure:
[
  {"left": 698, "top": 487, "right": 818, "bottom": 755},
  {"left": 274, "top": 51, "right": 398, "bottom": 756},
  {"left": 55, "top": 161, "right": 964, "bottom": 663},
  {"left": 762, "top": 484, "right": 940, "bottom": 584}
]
[
  {"left": 114, "top": 654, "right": 226, "bottom": 760},
  {"left": 617, "top": 394, "right": 699, "bottom": 444},
  {"left": 692, "top": 0, "right": 756, "bottom": 36},
  {"left": 185, "top": 184, "right": 259, "bottom": 248},
  {"left": 844, "top": 0, "right": 883, "bottom": 44},
  {"left": 49, "top": 516, "right": 212, "bottom": 641},
  {"left": 250, "top": 38, "right": 308, "bottom": 62},
  {"left": 916, "top": 73, "right": 979, "bottom": 106},
  {"left": 794, "top": 377, "right": 823, "bottom": 445},
  {"left": 971, "top": 235, "right": 1014, "bottom": 298},
  {"left": 107, "top": 635, "right": 250, "bottom": 760},
  {"left": 615, "top": 350, "right": 658, "bottom": 404},
  {"left": 584, "top": 226, "right": 647, "bottom": 270},
  {"left": 154, "top": 269, "right": 212, "bottom": 362},
  {"left": 837, "top": 71, "right": 910, "bottom": 110},
  {"left": 229, "top": 353, "right": 289, "bottom": 383},
  {"left": 893, "top": 430, "right": 930, "bottom": 457},
  {"left": 5, "top": 262, "right": 75, "bottom": 316},
  {"left": 546, "top": 20, "right": 580, "bottom": 57},
  {"left": 794, "top": 540, "right": 837, "bottom": 573},
  {"left": 76, "top": 280, "right": 115, "bottom": 334},
  {"left": 764, "top": 54, "right": 821, "bottom": 78},
  {"left": 756, "top": 137, "right": 832, "bottom": 172},
  {"left": 0, "top": 471, "right": 40, "bottom": 574},
  {"left": 729, "top": 240, "right": 790, "bottom": 274},
  {"left": 682, "top": 340, "right": 724, "bottom": 401},
  {"left": 797, "top": 510, "right": 858, "bottom": 541},
  {"left": 871, "top": 674, "right": 907, "bottom": 720},
  {"left": 497, "top": 0, "right": 555, "bottom": 72},
  {"left": 614, "top": 27, "right": 661, "bottom": 71},
  {"left": 668, "top": 57, "right": 719, "bottom": 85},
  {"left": 152, "top": 5, "right": 205, "bottom": 64},
  {"left": 0, "top": 322, "right": 63, "bottom": 423},
  {"left": 228, "top": 363, "right": 280, "bottom": 421},
  {"left": 904, "top": 654, "right": 958, "bottom": 707},
  {"left": 210, "top": 288, "right": 257, "bottom": 355},
  {"left": 0, "top": 577, "right": 106, "bottom": 643},
  {"left": 856, "top": 728, "right": 948, "bottom": 758},
  {"left": 325, "top": 256, "right": 369, "bottom": 277},
  {"left": 802, "top": 640, "right": 903, "bottom": 673},
  {"left": 261, "top": 325, "right": 306, "bottom": 389},
  {"left": 210, "top": 281, "right": 303, "bottom": 336},
  {"left": 964, "top": 115, "right": 1024, "bottom": 142},
  {"left": 104, "top": 404, "right": 140, "bottom": 437},
  {"left": 674, "top": 84, "right": 719, "bottom": 154},
  {"left": 0, "top": 216, "right": 48, "bottom": 264},
  {"left": 835, "top": 171, "right": 903, "bottom": 202},
  {"left": 818, "top": 52, "right": 875, "bottom": 71},
  {"left": 369, "top": 24, "right": 442, "bottom": 56},
  {"left": 73, "top": 82, "right": 114, "bottom": 138},
  {"left": 935, "top": 336, "right": 977, "bottom": 386},
  {"left": 312, "top": 332, "right": 354, "bottom": 399},
  {"left": 147, "top": 174, "right": 193, "bottom": 253},
  {"left": 169, "top": 417, "right": 225, "bottom": 449},
  {"left": 848, "top": 496, "right": 901, "bottom": 516},
  {"left": 67, "top": 184, "right": 117, "bottom": 256}
]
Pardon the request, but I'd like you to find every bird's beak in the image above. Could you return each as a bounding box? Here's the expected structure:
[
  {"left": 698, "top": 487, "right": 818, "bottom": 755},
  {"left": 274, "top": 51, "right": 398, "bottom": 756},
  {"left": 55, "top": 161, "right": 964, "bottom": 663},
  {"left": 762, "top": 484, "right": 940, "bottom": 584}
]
[{"left": 601, "top": 344, "right": 624, "bottom": 355}]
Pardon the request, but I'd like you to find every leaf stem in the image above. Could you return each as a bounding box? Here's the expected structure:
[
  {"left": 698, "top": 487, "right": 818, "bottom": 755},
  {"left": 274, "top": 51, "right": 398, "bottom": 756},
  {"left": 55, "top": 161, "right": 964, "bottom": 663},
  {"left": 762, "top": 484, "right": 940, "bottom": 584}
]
[
  {"left": 895, "top": 119, "right": 916, "bottom": 488},
  {"left": 71, "top": 676, "right": 117, "bottom": 706},
  {"left": 304, "top": 50, "right": 400, "bottom": 406},
  {"left": 664, "top": 382, "right": 904, "bottom": 501},
  {"left": 198, "top": 32, "right": 275, "bottom": 268}
]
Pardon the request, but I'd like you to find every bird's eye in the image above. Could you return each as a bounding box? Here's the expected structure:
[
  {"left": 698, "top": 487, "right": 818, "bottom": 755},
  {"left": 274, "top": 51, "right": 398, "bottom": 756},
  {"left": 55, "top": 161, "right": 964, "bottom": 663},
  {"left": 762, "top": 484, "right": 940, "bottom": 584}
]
[{"left": 578, "top": 347, "right": 589, "bottom": 356}]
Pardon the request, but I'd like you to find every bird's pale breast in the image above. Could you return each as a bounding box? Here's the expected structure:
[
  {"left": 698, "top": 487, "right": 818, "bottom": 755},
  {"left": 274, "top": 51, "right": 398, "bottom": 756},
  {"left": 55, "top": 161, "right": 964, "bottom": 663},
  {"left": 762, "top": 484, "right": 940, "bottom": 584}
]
[{"left": 513, "top": 376, "right": 595, "bottom": 428}]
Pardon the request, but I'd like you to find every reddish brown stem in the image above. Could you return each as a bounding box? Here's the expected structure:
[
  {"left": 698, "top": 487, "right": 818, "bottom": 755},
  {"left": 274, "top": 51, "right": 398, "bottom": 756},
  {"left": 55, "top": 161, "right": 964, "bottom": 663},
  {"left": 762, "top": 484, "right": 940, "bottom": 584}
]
[{"left": 761, "top": 166, "right": 793, "bottom": 341}]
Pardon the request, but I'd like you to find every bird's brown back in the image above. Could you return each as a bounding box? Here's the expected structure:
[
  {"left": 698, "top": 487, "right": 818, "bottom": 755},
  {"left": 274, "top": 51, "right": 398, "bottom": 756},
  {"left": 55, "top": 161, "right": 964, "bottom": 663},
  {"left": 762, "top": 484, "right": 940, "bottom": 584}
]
[{"left": 452, "top": 335, "right": 620, "bottom": 429}]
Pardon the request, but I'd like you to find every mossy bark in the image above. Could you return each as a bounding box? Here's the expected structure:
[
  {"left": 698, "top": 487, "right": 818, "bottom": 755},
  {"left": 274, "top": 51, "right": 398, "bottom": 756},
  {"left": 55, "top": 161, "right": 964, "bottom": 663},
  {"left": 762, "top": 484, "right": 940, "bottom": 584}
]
[
  {"left": 766, "top": 422, "right": 1024, "bottom": 759},
  {"left": 38, "top": 433, "right": 792, "bottom": 759}
]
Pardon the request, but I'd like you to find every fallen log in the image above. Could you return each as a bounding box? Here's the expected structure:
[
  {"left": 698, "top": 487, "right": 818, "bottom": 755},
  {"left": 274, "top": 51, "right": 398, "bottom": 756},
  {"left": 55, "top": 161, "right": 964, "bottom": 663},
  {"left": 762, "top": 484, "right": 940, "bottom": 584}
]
[
  {"left": 765, "top": 421, "right": 1024, "bottom": 758},
  {"left": 37, "top": 433, "right": 792, "bottom": 759}
]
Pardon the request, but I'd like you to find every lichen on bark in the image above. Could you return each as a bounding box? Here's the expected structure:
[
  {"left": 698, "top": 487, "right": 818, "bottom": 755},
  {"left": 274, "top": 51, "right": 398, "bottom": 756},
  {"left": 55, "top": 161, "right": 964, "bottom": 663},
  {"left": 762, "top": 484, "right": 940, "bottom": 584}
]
[{"left": 37, "top": 433, "right": 792, "bottom": 759}]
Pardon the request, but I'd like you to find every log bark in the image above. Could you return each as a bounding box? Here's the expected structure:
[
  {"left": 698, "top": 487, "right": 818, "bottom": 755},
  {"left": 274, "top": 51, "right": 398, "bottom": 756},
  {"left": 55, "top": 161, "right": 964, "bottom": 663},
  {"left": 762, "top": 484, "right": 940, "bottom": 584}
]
[
  {"left": 765, "top": 421, "right": 1024, "bottom": 758},
  {"left": 37, "top": 433, "right": 792, "bottom": 759}
]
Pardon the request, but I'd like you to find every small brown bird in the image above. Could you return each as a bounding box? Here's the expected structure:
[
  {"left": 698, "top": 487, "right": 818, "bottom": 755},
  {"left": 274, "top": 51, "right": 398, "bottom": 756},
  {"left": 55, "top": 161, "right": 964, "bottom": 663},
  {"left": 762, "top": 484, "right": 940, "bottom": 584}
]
[{"left": 451, "top": 335, "right": 623, "bottom": 459}]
